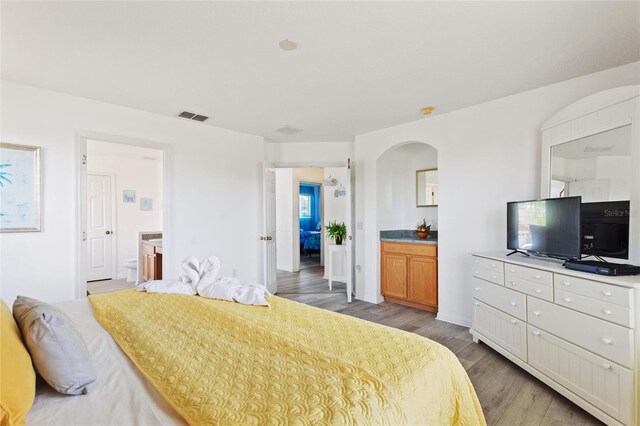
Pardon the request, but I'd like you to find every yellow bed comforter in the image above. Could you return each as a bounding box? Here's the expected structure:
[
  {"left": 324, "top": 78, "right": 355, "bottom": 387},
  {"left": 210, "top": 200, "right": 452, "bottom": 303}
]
[{"left": 89, "top": 290, "right": 485, "bottom": 425}]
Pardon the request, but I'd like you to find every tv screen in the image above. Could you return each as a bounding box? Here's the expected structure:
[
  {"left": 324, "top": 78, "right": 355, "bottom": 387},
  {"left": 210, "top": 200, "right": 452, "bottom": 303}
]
[
  {"left": 507, "top": 197, "right": 581, "bottom": 259},
  {"left": 581, "top": 200, "right": 630, "bottom": 259}
]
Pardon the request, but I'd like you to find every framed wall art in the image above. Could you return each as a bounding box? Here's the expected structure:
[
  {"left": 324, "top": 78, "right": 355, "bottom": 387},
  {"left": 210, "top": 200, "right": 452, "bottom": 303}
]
[{"left": 0, "top": 143, "right": 41, "bottom": 232}]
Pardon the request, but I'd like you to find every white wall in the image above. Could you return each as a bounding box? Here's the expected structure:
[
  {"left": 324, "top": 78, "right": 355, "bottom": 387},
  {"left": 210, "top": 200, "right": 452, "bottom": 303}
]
[
  {"left": 266, "top": 141, "right": 353, "bottom": 166},
  {"left": 0, "top": 81, "right": 264, "bottom": 304},
  {"left": 376, "top": 143, "right": 438, "bottom": 231},
  {"left": 275, "top": 168, "right": 295, "bottom": 271},
  {"left": 354, "top": 61, "right": 640, "bottom": 326},
  {"left": 87, "top": 140, "right": 163, "bottom": 279}
]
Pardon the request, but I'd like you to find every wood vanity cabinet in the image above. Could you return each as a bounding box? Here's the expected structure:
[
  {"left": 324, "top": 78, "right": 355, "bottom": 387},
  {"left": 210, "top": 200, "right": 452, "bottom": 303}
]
[
  {"left": 142, "top": 243, "right": 162, "bottom": 281},
  {"left": 381, "top": 242, "right": 438, "bottom": 312}
]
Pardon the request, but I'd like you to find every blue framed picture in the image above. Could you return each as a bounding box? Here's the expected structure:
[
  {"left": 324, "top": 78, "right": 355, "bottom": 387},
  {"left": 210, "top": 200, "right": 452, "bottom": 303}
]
[
  {"left": 140, "top": 198, "right": 152, "bottom": 211},
  {"left": 123, "top": 189, "right": 136, "bottom": 203},
  {"left": 0, "top": 143, "right": 41, "bottom": 232}
]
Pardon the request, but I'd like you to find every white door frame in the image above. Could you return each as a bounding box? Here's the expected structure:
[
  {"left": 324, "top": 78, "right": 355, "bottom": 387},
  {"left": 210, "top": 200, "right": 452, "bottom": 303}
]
[
  {"left": 296, "top": 178, "right": 324, "bottom": 272},
  {"left": 75, "top": 130, "right": 171, "bottom": 298},
  {"left": 86, "top": 172, "right": 118, "bottom": 281},
  {"left": 267, "top": 160, "right": 352, "bottom": 295}
]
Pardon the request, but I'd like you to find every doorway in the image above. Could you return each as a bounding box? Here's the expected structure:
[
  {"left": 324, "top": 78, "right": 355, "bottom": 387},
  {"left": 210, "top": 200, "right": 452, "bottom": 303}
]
[
  {"left": 267, "top": 164, "right": 353, "bottom": 300},
  {"left": 79, "top": 136, "right": 166, "bottom": 296}
]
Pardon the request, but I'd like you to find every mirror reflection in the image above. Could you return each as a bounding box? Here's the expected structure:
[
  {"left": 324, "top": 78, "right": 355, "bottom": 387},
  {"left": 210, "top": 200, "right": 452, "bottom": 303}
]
[
  {"left": 550, "top": 125, "right": 631, "bottom": 202},
  {"left": 417, "top": 168, "right": 438, "bottom": 207}
]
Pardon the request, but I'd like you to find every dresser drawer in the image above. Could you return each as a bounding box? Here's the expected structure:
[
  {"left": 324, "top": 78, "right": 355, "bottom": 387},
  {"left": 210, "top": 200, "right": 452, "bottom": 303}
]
[
  {"left": 472, "top": 267, "right": 504, "bottom": 286},
  {"left": 472, "top": 277, "right": 526, "bottom": 320},
  {"left": 554, "top": 274, "right": 632, "bottom": 308},
  {"left": 528, "top": 325, "right": 633, "bottom": 425},
  {"left": 473, "top": 300, "right": 527, "bottom": 361},
  {"left": 555, "top": 289, "right": 633, "bottom": 328},
  {"left": 504, "top": 264, "right": 553, "bottom": 287},
  {"left": 505, "top": 276, "right": 553, "bottom": 302},
  {"left": 471, "top": 256, "right": 504, "bottom": 274},
  {"left": 528, "top": 298, "right": 634, "bottom": 368}
]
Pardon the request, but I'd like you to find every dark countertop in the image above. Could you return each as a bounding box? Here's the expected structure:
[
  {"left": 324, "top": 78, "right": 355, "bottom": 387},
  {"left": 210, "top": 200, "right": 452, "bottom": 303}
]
[{"left": 380, "top": 229, "right": 438, "bottom": 245}]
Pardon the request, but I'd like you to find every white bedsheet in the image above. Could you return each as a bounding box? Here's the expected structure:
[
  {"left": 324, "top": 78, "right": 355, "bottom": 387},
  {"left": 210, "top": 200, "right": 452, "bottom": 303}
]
[{"left": 27, "top": 298, "right": 185, "bottom": 426}]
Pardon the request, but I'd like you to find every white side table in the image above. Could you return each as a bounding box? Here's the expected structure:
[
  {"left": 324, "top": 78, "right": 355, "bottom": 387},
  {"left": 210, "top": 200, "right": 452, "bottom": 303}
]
[{"left": 327, "top": 244, "right": 351, "bottom": 302}]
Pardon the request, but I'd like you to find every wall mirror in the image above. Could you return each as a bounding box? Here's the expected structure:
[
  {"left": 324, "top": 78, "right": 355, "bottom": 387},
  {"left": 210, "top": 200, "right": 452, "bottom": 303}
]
[
  {"left": 550, "top": 124, "right": 631, "bottom": 202},
  {"left": 416, "top": 168, "right": 438, "bottom": 207}
]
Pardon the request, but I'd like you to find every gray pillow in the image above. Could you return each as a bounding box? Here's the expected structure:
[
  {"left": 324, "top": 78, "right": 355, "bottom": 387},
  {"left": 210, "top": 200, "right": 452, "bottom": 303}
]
[{"left": 13, "top": 296, "right": 96, "bottom": 395}]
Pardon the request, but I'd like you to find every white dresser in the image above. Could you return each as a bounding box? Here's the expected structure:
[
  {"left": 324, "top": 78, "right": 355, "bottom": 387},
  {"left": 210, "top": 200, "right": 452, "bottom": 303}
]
[{"left": 470, "top": 252, "right": 640, "bottom": 426}]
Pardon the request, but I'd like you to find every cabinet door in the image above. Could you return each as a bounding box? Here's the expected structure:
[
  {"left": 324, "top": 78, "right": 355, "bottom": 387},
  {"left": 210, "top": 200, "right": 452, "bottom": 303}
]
[
  {"left": 382, "top": 253, "right": 407, "bottom": 299},
  {"left": 408, "top": 256, "right": 437, "bottom": 306}
]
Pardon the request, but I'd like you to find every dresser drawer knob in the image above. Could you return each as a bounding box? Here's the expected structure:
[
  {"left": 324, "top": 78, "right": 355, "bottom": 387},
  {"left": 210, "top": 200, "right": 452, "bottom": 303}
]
[
  {"left": 533, "top": 311, "right": 541, "bottom": 317},
  {"left": 510, "top": 319, "right": 518, "bottom": 325},
  {"left": 534, "top": 275, "right": 541, "bottom": 280},
  {"left": 510, "top": 281, "right": 517, "bottom": 286},
  {"left": 563, "top": 297, "right": 572, "bottom": 303},
  {"left": 510, "top": 302, "right": 517, "bottom": 307},
  {"left": 603, "top": 309, "right": 613, "bottom": 316},
  {"left": 601, "top": 338, "right": 612, "bottom": 345},
  {"left": 509, "top": 268, "right": 516, "bottom": 273},
  {"left": 474, "top": 302, "right": 480, "bottom": 306},
  {"left": 532, "top": 330, "right": 540, "bottom": 336},
  {"left": 563, "top": 281, "right": 571, "bottom": 287},
  {"left": 474, "top": 270, "right": 480, "bottom": 275},
  {"left": 602, "top": 290, "right": 612, "bottom": 297},
  {"left": 491, "top": 276, "right": 497, "bottom": 280},
  {"left": 535, "top": 289, "right": 542, "bottom": 294},
  {"left": 490, "top": 264, "right": 496, "bottom": 268},
  {"left": 474, "top": 260, "right": 480, "bottom": 264},
  {"left": 601, "top": 362, "right": 611, "bottom": 370},
  {"left": 474, "top": 287, "right": 480, "bottom": 292}
]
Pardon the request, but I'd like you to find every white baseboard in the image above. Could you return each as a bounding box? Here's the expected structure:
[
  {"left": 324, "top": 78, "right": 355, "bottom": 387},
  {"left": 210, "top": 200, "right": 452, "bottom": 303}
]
[{"left": 436, "top": 312, "right": 471, "bottom": 327}]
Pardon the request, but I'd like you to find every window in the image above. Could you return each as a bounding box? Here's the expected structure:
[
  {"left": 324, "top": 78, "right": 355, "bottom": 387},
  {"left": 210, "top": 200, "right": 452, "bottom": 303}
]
[{"left": 299, "top": 194, "right": 311, "bottom": 218}]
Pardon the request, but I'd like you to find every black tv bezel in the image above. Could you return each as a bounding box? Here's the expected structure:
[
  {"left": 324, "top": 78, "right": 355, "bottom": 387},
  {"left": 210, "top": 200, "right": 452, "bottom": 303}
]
[{"left": 507, "top": 196, "right": 582, "bottom": 260}]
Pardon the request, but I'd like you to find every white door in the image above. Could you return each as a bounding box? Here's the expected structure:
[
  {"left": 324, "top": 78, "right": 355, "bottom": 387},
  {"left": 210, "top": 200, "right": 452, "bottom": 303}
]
[
  {"left": 345, "top": 159, "right": 354, "bottom": 302},
  {"left": 87, "top": 174, "right": 113, "bottom": 281},
  {"left": 263, "top": 165, "right": 278, "bottom": 294}
]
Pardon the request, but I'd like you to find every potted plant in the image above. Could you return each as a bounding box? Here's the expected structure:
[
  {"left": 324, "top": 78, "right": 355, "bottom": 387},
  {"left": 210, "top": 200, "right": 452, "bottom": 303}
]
[
  {"left": 326, "top": 220, "right": 347, "bottom": 245},
  {"left": 415, "top": 218, "right": 431, "bottom": 239}
]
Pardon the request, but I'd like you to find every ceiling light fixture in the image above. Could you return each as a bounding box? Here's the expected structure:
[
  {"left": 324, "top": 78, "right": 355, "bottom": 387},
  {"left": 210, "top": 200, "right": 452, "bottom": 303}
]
[
  {"left": 421, "top": 107, "right": 434, "bottom": 116},
  {"left": 278, "top": 39, "right": 297, "bottom": 51},
  {"left": 276, "top": 125, "right": 302, "bottom": 135}
]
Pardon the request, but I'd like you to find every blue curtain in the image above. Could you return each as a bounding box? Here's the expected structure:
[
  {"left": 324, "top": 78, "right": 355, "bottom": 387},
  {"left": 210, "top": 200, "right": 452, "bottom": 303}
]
[{"left": 300, "top": 183, "right": 321, "bottom": 231}]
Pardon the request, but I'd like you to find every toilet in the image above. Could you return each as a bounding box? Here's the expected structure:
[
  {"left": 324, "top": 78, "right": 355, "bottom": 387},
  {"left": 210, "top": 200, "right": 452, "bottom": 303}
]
[{"left": 123, "top": 258, "right": 137, "bottom": 283}]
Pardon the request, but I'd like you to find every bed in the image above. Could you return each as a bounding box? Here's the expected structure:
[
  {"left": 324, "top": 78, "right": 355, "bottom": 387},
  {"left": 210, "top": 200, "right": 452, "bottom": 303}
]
[
  {"left": 27, "top": 290, "right": 485, "bottom": 425},
  {"left": 300, "top": 230, "right": 321, "bottom": 253}
]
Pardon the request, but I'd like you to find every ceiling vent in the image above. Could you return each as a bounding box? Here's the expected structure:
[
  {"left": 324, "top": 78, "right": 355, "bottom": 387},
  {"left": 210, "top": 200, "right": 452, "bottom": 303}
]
[
  {"left": 178, "top": 111, "right": 209, "bottom": 122},
  {"left": 276, "top": 126, "right": 302, "bottom": 135},
  {"left": 584, "top": 145, "right": 614, "bottom": 153}
]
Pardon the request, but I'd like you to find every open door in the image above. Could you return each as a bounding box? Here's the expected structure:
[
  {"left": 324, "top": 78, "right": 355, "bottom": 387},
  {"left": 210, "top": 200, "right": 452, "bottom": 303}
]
[
  {"left": 345, "top": 158, "right": 354, "bottom": 302},
  {"left": 263, "top": 164, "right": 278, "bottom": 294}
]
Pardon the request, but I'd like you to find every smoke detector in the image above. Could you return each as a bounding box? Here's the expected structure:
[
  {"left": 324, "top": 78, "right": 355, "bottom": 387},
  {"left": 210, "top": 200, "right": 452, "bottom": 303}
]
[
  {"left": 276, "top": 126, "right": 302, "bottom": 135},
  {"left": 278, "top": 39, "right": 297, "bottom": 51},
  {"left": 178, "top": 111, "right": 209, "bottom": 122}
]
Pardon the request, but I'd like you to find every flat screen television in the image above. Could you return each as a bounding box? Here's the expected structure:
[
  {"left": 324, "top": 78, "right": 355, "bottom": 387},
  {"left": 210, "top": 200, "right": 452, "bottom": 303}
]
[
  {"left": 581, "top": 200, "right": 630, "bottom": 259},
  {"left": 507, "top": 196, "right": 582, "bottom": 259}
]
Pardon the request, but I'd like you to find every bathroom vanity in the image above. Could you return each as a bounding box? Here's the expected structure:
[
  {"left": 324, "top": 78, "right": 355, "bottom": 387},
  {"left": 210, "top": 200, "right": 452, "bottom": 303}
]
[
  {"left": 141, "top": 239, "right": 162, "bottom": 281},
  {"left": 380, "top": 231, "right": 438, "bottom": 312}
]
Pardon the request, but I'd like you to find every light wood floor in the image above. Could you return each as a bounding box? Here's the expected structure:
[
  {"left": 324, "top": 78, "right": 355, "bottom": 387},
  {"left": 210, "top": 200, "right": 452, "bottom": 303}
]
[
  {"left": 276, "top": 265, "right": 603, "bottom": 426},
  {"left": 87, "top": 278, "right": 135, "bottom": 295}
]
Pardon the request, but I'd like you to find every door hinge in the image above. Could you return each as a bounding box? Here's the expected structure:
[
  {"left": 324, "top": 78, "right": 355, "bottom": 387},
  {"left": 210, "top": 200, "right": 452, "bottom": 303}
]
[
  {"left": 82, "top": 231, "right": 87, "bottom": 241},
  {"left": 347, "top": 158, "right": 351, "bottom": 170},
  {"left": 81, "top": 154, "right": 87, "bottom": 165}
]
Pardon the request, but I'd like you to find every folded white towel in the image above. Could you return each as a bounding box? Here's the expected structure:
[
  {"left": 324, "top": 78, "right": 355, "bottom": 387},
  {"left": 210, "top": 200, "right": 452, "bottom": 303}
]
[
  {"left": 137, "top": 255, "right": 270, "bottom": 306},
  {"left": 197, "top": 276, "right": 271, "bottom": 306}
]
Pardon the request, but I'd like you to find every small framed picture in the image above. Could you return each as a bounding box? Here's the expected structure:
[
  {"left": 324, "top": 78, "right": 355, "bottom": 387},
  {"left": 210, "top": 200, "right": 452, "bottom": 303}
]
[
  {"left": 123, "top": 190, "right": 136, "bottom": 203},
  {"left": 140, "top": 198, "right": 152, "bottom": 211},
  {"left": 0, "top": 143, "right": 41, "bottom": 232}
]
